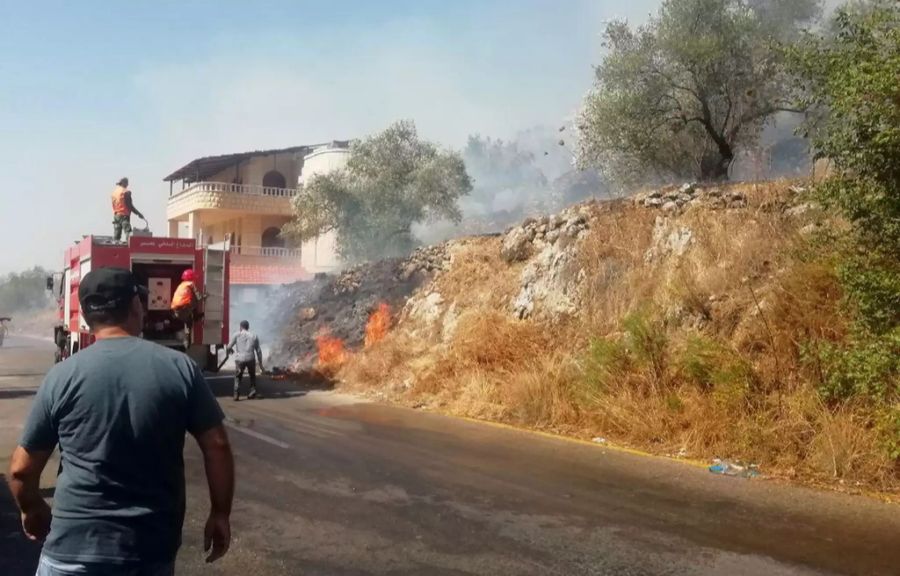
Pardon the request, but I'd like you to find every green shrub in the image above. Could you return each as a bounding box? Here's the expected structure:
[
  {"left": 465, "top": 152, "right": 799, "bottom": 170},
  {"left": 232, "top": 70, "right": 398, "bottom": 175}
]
[
  {"left": 878, "top": 407, "right": 900, "bottom": 462},
  {"left": 622, "top": 309, "right": 669, "bottom": 383},
  {"left": 838, "top": 254, "right": 900, "bottom": 336},
  {"left": 679, "top": 336, "right": 755, "bottom": 394},
  {"left": 812, "top": 327, "right": 900, "bottom": 404},
  {"left": 581, "top": 337, "right": 630, "bottom": 396}
]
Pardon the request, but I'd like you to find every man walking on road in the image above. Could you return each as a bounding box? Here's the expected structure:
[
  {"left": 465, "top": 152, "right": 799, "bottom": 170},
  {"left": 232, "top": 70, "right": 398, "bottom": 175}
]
[
  {"left": 7, "top": 268, "right": 234, "bottom": 575},
  {"left": 227, "top": 320, "right": 264, "bottom": 401}
]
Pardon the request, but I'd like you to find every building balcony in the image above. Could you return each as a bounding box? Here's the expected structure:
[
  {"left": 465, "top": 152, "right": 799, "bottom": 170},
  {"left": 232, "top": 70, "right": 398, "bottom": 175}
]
[
  {"left": 166, "top": 181, "right": 296, "bottom": 220},
  {"left": 228, "top": 246, "right": 309, "bottom": 286},
  {"left": 230, "top": 246, "right": 302, "bottom": 258}
]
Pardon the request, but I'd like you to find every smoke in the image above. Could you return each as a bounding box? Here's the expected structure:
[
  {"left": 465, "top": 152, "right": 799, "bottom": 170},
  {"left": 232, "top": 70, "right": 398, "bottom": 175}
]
[
  {"left": 731, "top": 113, "right": 813, "bottom": 181},
  {"left": 414, "top": 125, "right": 607, "bottom": 244},
  {"left": 227, "top": 284, "right": 313, "bottom": 367}
]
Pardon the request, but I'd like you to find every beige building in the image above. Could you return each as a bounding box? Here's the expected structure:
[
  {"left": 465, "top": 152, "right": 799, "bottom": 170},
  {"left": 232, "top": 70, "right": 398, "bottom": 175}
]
[{"left": 164, "top": 143, "right": 350, "bottom": 325}]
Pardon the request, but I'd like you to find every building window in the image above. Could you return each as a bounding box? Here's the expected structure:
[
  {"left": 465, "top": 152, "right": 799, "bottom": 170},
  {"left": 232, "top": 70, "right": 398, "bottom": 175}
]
[
  {"left": 261, "top": 227, "right": 284, "bottom": 248},
  {"left": 262, "top": 170, "right": 286, "bottom": 188}
]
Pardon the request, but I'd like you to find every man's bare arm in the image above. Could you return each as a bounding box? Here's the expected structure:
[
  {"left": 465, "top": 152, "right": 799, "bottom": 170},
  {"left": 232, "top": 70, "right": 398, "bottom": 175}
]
[
  {"left": 8, "top": 446, "right": 53, "bottom": 541},
  {"left": 124, "top": 192, "right": 145, "bottom": 220},
  {"left": 193, "top": 424, "right": 234, "bottom": 562}
]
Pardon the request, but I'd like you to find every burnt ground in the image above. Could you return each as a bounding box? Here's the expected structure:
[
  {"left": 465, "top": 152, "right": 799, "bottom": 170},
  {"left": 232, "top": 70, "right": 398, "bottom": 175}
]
[{"left": 269, "top": 249, "right": 444, "bottom": 368}]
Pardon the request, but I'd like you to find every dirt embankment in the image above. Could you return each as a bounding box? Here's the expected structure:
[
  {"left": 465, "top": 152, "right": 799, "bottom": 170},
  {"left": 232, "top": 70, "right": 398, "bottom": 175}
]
[{"left": 277, "top": 180, "right": 899, "bottom": 494}]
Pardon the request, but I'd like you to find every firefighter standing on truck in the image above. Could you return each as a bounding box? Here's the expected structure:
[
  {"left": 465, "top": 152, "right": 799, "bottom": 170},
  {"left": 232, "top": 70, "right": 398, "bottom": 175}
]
[
  {"left": 111, "top": 177, "right": 146, "bottom": 243},
  {"left": 171, "top": 269, "right": 204, "bottom": 349}
]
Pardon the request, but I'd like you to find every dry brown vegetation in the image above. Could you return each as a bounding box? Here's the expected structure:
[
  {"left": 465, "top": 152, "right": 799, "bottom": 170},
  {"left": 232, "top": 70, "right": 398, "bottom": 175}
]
[{"left": 335, "top": 181, "right": 899, "bottom": 493}]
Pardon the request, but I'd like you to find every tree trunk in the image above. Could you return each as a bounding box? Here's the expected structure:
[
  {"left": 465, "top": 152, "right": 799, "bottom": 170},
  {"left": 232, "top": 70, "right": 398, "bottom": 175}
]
[{"left": 700, "top": 148, "right": 733, "bottom": 181}]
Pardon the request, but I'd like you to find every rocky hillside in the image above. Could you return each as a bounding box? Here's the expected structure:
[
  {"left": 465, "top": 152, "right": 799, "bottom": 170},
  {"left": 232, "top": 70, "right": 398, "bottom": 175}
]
[{"left": 275, "top": 179, "right": 898, "bottom": 493}]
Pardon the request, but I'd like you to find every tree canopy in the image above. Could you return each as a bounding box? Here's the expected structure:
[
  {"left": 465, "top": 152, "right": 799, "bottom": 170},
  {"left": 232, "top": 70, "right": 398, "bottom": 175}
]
[
  {"left": 790, "top": 0, "right": 899, "bottom": 258},
  {"left": 286, "top": 121, "right": 471, "bottom": 263},
  {"left": 577, "top": 0, "right": 819, "bottom": 188},
  {"left": 0, "top": 267, "right": 52, "bottom": 314}
]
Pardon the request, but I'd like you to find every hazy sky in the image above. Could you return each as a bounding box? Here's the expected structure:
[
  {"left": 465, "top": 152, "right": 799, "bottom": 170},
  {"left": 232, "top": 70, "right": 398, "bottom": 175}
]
[{"left": 0, "top": 0, "right": 661, "bottom": 274}]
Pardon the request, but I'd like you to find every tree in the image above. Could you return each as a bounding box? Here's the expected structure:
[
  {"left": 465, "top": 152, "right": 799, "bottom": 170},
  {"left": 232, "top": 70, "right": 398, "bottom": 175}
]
[
  {"left": 0, "top": 267, "right": 52, "bottom": 314},
  {"left": 577, "top": 0, "right": 818, "bottom": 188},
  {"left": 788, "top": 1, "right": 899, "bottom": 410},
  {"left": 790, "top": 0, "right": 899, "bottom": 260},
  {"left": 286, "top": 121, "right": 471, "bottom": 263}
]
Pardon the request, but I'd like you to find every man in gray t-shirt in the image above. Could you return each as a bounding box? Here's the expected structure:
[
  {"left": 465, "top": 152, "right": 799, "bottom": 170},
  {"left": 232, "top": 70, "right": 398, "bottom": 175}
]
[
  {"left": 227, "top": 320, "right": 264, "bottom": 401},
  {"left": 7, "top": 268, "right": 235, "bottom": 575}
]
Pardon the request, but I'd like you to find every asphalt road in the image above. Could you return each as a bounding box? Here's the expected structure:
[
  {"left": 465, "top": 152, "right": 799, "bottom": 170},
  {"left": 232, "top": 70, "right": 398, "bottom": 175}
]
[{"left": 1, "top": 336, "right": 899, "bottom": 576}]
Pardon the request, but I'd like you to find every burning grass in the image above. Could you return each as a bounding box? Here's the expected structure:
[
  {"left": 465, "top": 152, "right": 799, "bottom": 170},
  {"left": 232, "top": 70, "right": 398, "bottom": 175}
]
[{"left": 319, "top": 180, "right": 898, "bottom": 492}]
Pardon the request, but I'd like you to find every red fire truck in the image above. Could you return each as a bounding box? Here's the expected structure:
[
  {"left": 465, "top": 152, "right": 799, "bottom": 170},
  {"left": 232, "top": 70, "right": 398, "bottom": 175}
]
[{"left": 49, "top": 234, "right": 230, "bottom": 371}]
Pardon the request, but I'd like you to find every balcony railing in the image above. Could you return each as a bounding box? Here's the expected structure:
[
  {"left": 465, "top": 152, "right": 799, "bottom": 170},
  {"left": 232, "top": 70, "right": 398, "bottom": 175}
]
[
  {"left": 173, "top": 181, "right": 297, "bottom": 199},
  {"left": 230, "top": 246, "right": 302, "bottom": 258}
]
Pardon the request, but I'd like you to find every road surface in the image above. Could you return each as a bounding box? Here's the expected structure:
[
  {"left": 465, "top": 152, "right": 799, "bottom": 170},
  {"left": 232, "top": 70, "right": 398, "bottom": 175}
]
[{"left": 1, "top": 336, "right": 898, "bottom": 575}]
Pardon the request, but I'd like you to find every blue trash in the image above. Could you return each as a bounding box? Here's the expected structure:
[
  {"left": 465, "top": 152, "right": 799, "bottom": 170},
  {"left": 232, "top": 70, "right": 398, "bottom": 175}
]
[{"left": 709, "top": 459, "right": 760, "bottom": 478}]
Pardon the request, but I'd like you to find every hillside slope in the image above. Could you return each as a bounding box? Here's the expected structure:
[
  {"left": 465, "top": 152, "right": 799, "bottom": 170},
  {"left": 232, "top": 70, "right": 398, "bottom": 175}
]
[{"left": 277, "top": 180, "right": 898, "bottom": 492}]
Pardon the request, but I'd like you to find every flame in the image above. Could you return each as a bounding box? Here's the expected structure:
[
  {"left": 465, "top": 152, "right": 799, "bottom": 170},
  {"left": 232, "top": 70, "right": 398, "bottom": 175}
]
[
  {"left": 316, "top": 331, "right": 347, "bottom": 366},
  {"left": 365, "top": 303, "right": 391, "bottom": 348}
]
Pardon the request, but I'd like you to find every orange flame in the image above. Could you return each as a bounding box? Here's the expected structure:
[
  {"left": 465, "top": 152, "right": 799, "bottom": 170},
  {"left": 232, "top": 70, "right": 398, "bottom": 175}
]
[
  {"left": 316, "top": 331, "right": 347, "bottom": 366},
  {"left": 364, "top": 303, "right": 391, "bottom": 348}
]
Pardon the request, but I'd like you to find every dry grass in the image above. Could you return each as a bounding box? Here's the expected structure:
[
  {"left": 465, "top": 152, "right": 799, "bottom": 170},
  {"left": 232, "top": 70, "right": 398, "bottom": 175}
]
[
  {"left": 336, "top": 181, "right": 899, "bottom": 492},
  {"left": 430, "top": 237, "right": 521, "bottom": 311}
]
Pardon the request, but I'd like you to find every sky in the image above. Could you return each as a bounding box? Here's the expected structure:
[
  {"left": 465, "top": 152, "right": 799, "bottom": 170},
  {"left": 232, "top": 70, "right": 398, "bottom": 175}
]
[{"left": 0, "top": 0, "right": 662, "bottom": 274}]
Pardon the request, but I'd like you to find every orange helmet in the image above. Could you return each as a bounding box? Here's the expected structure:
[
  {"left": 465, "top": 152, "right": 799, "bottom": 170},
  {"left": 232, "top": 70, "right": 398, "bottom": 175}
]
[{"left": 181, "top": 269, "right": 195, "bottom": 282}]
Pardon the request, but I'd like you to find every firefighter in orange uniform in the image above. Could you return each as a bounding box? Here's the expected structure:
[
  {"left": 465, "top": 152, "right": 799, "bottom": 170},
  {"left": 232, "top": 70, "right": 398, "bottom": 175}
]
[
  {"left": 111, "top": 177, "right": 146, "bottom": 243},
  {"left": 171, "top": 269, "right": 204, "bottom": 349}
]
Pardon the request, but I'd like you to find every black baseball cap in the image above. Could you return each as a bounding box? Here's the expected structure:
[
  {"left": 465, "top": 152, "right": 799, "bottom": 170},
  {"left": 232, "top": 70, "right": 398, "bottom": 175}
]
[{"left": 79, "top": 268, "right": 148, "bottom": 314}]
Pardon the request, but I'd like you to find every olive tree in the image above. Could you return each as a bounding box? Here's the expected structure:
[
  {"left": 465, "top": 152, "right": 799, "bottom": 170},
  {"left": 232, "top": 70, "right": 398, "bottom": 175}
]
[
  {"left": 577, "top": 0, "right": 818, "bottom": 188},
  {"left": 286, "top": 121, "right": 471, "bottom": 263}
]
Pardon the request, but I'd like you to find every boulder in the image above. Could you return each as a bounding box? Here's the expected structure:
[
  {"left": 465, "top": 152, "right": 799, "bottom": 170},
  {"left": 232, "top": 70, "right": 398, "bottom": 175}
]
[{"left": 500, "top": 226, "right": 532, "bottom": 263}]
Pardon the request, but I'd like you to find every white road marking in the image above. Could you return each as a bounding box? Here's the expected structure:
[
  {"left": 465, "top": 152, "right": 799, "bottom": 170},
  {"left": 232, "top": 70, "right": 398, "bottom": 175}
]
[{"left": 224, "top": 419, "right": 290, "bottom": 449}]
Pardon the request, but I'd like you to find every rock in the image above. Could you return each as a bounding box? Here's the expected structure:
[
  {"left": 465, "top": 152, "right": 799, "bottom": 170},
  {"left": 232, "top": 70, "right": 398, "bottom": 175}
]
[
  {"left": 645, "top": 217, "right": 694, "bottom": 261},
  {"left": 647, "top": 189, "right": 663, "bottom": 199},
  {"left": 407, "top": 291, "right": 445, "bottom": 326},
  {"left": 512, "top": 242, "right": 579, "bottom": 320},
  {"left": 500, "top": 227, "right": 532, "bottom": 263},
  {"left": 548, "top": 215, "right": 563, "bottom": 230},
  {"left": 800, "top": 223, "right": 819, "bottom": 236},
  {"left": 399, "top": 262, "right": 418, "bottom": 281},
  {"left": 298, "top": 307, "right": 317, "bottom": 321},
  {"left": 546, "top": 230, "right": 560, "bottom": 243},
  {"left": 662, "top": 201, "right": 679, "bottom": 214},
  {"left": 644, "top": 197, "right": 664, "bottom": 208},
  {"left": 786, "top": 202, "right": 814, "bottom": 217},
  {"left": 678, "top": 182, "right": 696, "bottom": 195},
  {"left": 566, "top": 214, "right": 587, "bottom": 227}
]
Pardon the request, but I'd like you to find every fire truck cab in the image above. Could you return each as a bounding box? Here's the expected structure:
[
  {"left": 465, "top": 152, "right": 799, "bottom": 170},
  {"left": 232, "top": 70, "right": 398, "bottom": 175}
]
[{"left": 49, "top": 234, "right": 230, "bottom": 371}]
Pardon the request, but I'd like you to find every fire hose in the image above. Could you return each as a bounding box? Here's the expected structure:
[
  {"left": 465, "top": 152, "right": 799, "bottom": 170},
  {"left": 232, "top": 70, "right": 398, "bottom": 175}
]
[
  {"left": 215, "top": 350, "right": 270, "bottom": 376},
  {"left": 216, "top": 350, "right": 231, "bottom": 372}
]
